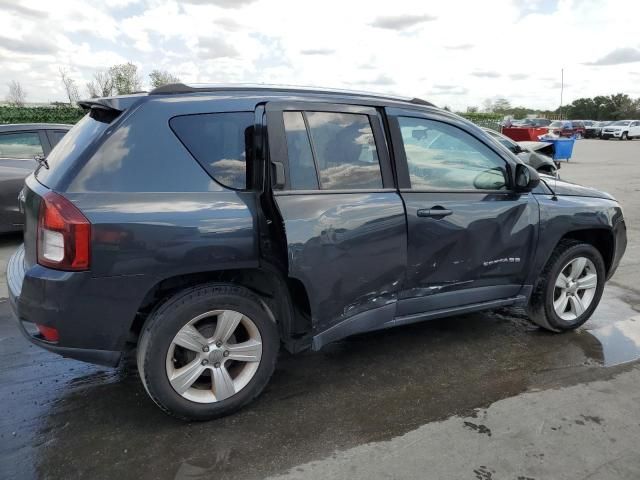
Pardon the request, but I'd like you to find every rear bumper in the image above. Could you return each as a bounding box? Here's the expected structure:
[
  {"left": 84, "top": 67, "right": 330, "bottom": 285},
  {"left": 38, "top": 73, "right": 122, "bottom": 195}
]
[{"left": 6, "top": 244, "right": 146, "bottom": 367}]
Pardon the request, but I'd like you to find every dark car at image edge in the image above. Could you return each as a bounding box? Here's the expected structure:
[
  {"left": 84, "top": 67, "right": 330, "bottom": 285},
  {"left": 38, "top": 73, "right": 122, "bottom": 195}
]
[
  {"left": 7, "top": 84, "right": 627, "bottom": 420},
  {"left": 0, "top": 123, "right": 71, "bottom": 233}
]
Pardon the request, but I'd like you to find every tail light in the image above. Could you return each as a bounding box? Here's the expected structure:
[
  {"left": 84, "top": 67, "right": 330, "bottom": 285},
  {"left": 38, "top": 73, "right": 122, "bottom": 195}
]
[
  {"left": 36, "top": 324, "right": 60, "bottom": 342},
  {"left": 37, "top": 192, "right": 91, "bottom": 271}
]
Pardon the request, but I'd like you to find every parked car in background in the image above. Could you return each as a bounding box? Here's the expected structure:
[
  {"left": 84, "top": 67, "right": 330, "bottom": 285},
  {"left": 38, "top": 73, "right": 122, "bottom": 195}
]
[
  {"left": 546, "top": 120, "right": 585, "bottom": 139},
  {"left": 0, "top": 124, "right": 72, "bottom": 233},
  {"left": 7, "top": 85, "right": 626, "bottom": 421},
  {"left": 601, "top": 120, "right": 640, "bottom": 140},
  {"left": 483, "top": 127, "right": 557, "bottom": 174},
  {"left": 520, "top": 118, "right": 551, "bottom": 127},
  {"left": 582, "top": 121, "right": 602, "bottom": 138}
]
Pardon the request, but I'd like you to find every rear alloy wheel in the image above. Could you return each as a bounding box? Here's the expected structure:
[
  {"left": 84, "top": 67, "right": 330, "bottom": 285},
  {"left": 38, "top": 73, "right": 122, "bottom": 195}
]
[
  {"left": 137, "top": 284, "right": 279, "bottom": 421},
  {"left": 528, "top": 240, "right": 605, "bottom": 332},
  {"left": 166, "top": 310, "right": 263, "bottom": 403}
]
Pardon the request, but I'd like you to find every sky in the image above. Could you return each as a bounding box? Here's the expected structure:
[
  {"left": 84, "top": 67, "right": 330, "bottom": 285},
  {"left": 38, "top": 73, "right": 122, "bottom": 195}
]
[{"left": 1, "top": 0, "right": 640, "bottom": 111}]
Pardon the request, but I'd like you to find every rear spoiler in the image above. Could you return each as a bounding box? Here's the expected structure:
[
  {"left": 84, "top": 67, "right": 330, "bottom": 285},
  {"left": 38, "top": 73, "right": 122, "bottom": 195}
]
[
  {"left": 78, "top": 94, "right": 146, "bottom": 123},
  {"left": 78, "top": 100, "right": 122, "bottom": 124}
]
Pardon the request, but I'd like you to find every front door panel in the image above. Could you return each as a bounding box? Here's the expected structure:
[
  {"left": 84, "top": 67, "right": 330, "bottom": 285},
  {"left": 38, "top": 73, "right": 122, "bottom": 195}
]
[
  {"left": 386, "top": 108, "right": 538, "bottom": 317},
  {"left": 398, "top": 191, "right": 537, "bottom": 316}
]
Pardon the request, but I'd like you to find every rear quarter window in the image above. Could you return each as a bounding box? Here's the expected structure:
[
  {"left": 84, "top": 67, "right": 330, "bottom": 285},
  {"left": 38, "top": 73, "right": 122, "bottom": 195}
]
[{"left": 170, "top": 112, "right": 254, "bottom": 190}]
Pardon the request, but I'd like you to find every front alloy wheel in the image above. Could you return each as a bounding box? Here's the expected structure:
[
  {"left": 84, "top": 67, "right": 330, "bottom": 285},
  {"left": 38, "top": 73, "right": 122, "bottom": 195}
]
[
  {"left": 553, "top": 257, "right": 598, "bottom": 322},
  {"left": 527, "top": 240, "right": 605, "bottom": 332}
]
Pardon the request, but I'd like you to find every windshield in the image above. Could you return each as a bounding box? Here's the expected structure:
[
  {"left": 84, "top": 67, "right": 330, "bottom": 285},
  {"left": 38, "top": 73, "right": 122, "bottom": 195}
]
[
  {"left": 611, "top": 121, "right": 631, "bottom": 126},
  {"left": 35, "top": 113, "right": 109, "bottom": 188},
  {"left": 549, "top": 121, "right": 564, "bottom": 128}
]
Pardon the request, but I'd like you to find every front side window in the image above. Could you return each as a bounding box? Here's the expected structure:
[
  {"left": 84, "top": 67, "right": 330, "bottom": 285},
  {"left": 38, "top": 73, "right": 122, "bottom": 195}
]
[
  {"left": 398, "top": 117, "right": 507, "bottom": 191},
  {"left": 171, "top": 112, "right": 253, "bottom": 190},
  {"left": 283, "top": 111, "right": 383, "bottom": 190},
  {"left": 0, "top": 132, "right": 43, "bottom": 159}
]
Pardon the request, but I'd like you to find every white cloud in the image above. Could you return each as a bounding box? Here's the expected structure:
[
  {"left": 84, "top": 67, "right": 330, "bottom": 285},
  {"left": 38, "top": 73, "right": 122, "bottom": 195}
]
[{"left": 0, "top": 0, "right": 639, "bottom": 111}]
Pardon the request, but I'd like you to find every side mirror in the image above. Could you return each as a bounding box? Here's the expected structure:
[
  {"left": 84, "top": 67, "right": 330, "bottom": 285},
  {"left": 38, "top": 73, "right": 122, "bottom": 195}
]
[
  {"left": 473, "top": 168, "right": 507, "bottom": 190},
  {"left": 515, "top": 163, "right": 540, "bottom": 192}
]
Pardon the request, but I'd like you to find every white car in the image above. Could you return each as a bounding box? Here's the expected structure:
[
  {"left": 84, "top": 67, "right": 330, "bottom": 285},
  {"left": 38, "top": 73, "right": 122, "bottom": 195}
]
[{"left": 600, "top": 120, "right": 640, "bottom": 140}]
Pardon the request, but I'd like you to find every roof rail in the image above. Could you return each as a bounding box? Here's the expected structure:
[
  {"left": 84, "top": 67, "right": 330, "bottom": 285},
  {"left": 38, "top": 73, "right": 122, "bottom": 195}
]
[{"left": 149, "top": 83, "right": 435, "bottom": 107}]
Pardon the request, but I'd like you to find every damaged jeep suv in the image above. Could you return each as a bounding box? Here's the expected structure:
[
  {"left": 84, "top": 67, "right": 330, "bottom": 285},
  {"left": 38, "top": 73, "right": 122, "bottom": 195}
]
[{"left": 7, "top": 85, "right": 626, "bottom": 420}]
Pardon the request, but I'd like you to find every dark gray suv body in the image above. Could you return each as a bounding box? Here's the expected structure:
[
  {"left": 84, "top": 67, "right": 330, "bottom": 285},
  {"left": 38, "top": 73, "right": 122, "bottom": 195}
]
[{"left": 7, "top": 85, "right": 626, "bottom": 420}]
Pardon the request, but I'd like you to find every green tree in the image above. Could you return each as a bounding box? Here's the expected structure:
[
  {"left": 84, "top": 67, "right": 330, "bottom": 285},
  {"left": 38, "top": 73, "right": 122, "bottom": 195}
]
[
  {"left": 149, "top": 70, "right": 181, "bottom": 89},
  {"left": 86, "top": 71, "right": 114, "bottom": 98},
  {"left": 109, "top": 62, "right": 142, "bottom": 95},
  {"left": 492, "top": 98, "right": 512, "bottom": 114}
]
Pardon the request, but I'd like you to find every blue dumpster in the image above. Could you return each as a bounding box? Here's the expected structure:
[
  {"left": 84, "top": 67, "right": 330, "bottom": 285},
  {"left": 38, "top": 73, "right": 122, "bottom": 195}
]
[{"left": 544, "top": 137, "right": 575, "bottom": 161}]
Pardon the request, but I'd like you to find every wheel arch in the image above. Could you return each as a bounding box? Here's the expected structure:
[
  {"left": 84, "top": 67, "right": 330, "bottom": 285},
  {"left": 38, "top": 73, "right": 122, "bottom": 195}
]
[
  {"left": 130, "top": 266, "right": 313, "bottom": 352},
  {"left": 560, "top": 228, "right": 615, "bottom": 274},
  {"left": 532, "top": 227, "right": 616, "bottom": 284}
]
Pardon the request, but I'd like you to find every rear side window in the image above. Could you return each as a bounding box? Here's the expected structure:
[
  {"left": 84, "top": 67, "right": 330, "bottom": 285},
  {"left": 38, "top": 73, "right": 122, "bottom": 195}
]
[
  {"left": 0, "top": 132, "right": 43, "bottom": 159},
  {"left": 170, "top": 112, "right": 253, "bottom": 190},
  {"left": 283, "top": 112, "right": 318, "bottom": 190},
  {"left": 283, "top": 111, "right": 382, "bottom": 190}
]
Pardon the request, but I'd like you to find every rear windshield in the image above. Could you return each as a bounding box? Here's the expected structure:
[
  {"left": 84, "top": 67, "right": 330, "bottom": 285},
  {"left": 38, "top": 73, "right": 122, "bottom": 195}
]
[{"left": 35, "top": 114, "right": 108, "bottom": 187}]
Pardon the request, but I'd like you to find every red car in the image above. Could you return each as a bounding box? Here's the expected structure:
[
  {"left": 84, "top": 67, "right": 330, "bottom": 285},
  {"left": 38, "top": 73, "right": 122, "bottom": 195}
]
[{"left": 546, "top": 120, "right": 586, "bottom": 139}]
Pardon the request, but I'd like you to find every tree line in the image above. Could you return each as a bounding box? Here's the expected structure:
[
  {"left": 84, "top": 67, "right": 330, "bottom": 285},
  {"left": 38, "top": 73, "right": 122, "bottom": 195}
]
[
  {"left": 6, "top": 67, "right": 640, "bottom": 121},
  {"left": 468, "top": 94, "right": 640, "bottom": 120},
  {"left": 4, "top": 62, "right": 180, "bottom": 107}
]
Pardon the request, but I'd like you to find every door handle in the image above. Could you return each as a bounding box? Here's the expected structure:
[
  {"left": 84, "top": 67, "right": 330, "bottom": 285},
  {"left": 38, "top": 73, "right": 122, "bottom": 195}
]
[{"left": 417, "top": 207, "right": 453, "bottom": 218}]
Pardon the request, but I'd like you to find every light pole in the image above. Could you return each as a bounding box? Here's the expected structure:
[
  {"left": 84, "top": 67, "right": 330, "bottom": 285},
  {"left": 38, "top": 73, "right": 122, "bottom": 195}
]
[{"left": 559, "top": 68, "right": 564, "bottom": 120}]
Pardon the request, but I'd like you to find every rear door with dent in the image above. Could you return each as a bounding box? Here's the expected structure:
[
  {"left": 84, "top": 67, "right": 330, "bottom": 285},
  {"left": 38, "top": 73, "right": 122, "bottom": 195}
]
[{"left": 265, "top": 101, "right": 407, "bottom": 341}]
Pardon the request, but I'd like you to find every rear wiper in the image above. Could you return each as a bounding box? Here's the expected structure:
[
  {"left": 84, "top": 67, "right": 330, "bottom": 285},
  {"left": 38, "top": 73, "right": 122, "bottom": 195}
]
[{"left": 34, "top": 154, "right": 49, "bottom": 172}]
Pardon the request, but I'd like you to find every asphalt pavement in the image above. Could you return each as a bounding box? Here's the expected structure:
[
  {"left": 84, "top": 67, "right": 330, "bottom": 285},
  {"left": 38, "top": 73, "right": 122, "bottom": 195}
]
[{"left": 1, "top": 139, "right": 640, "bottom": 480}]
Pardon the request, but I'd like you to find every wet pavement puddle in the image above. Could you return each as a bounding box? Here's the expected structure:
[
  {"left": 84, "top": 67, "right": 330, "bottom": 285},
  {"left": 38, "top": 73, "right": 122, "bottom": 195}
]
[
  {"left": 585, "top": 315, "right": 640, "bottom": 366},
  {"left": 580, "top": 285, "right": 640, "bottom": 366}
]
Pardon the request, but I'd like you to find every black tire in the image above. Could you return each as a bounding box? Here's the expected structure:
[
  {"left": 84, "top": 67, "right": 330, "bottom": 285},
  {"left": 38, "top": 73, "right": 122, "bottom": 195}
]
[
  {"left": 621, "top": 132, "right": 628, "bottom": 140},
  {"left": 527, "top": 240, "right": 606, "bottom": 332},
  {"left": 137, "top": 283, "right": 279, "bottom": 421}
]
